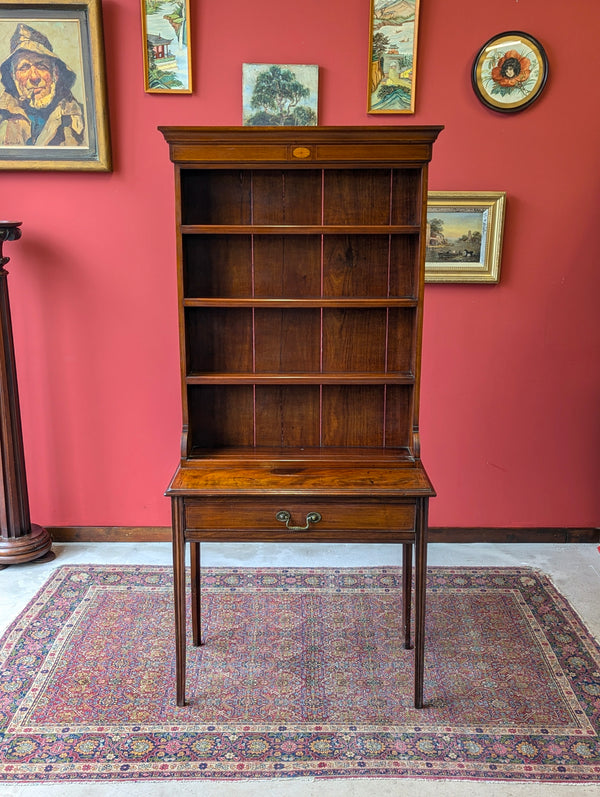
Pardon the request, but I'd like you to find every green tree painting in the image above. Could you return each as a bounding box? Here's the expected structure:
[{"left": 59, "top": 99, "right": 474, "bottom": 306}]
[{"left": 243, "top": 65, "right": 318, "bottom": 126}]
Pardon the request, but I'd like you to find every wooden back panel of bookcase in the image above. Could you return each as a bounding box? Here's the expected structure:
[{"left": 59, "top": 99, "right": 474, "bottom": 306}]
[{"left": 160, "top": 126, "right": 442, "bottom": 466}]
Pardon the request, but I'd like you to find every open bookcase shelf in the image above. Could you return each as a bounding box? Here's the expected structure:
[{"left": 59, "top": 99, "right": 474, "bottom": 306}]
[{"left": 172, "top": 151, "right": 432, "bottom": 456}]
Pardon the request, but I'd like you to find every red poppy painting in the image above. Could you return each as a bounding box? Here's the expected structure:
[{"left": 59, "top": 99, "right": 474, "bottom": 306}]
[
  {"left": 491, "top": 50, "right": 531, "bottom": 88},
  {"left": 472, "top": 31, "right": 548, "bottom": 113}
]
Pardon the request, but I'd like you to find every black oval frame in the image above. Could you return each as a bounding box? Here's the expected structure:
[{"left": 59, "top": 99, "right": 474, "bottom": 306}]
[{"left": 472, "top": 31, "right": 548, "bottom": 113}]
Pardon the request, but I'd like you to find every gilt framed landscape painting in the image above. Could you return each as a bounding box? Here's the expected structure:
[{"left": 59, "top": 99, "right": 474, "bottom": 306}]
[
  {"left": 425, "top": 192, "right": 506, "bottom": 283},
  {"left": 0, "top": 0, "right": 111, "bottom": 170},
  {"left": 368, "top": 0, "right": 420, "bottom": 113},
  {"left": 141, "top": 0, "right": 191, "bottom": 93}
]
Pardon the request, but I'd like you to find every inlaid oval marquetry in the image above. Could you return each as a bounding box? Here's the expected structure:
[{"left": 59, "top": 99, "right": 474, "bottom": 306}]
[{"left": 292, "top": 146, "right": 311, "bottom": 159}]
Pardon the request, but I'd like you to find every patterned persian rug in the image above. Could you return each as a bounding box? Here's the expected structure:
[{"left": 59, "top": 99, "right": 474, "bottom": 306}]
[{"left": 0, "top": 565, "right": 599, "bottom": 783}]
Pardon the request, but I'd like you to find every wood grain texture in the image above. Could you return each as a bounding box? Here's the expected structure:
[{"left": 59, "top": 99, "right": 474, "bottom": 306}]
[{"left": 47, "top": 526, "right": 600, "bottom": 543}]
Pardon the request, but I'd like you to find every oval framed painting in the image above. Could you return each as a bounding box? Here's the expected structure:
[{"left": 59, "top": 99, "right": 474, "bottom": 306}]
[{"left": 472, "top": 31, "right": 548, "bottom": 113}]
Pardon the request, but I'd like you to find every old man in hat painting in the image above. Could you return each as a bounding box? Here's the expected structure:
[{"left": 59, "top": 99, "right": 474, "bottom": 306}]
[{"left": 0, "top": 22, "right": 86, "bottom": 146}]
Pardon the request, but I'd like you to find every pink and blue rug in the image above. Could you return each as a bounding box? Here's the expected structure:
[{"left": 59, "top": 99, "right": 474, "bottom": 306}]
[{"left": 0, "top": 565, "right": 599, "bottom": 782}]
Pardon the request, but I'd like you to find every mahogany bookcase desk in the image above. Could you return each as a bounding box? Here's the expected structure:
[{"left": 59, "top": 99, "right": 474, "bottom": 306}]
[{"left": 160, "top": 126, "right": 442, "bottom": 709}]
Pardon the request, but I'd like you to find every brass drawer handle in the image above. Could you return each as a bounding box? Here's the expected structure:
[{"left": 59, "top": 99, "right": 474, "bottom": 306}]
[{"left": 275, "top": 510, "right": 322, "bottom": 531}]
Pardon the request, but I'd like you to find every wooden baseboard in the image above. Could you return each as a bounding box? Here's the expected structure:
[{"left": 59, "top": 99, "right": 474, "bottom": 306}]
[
  {"left": 49, "top": 527, "right": 171, "bottom": 542},
  {"left": 428, "top": 527, "right": 600, "bottom": 544},
  {"left": 47, "top": 526, "right": 600, "bottom": 544}
]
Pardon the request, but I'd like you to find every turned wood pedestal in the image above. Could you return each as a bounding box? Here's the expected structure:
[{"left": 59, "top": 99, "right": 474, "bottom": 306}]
[{"left": 0, "top": 222, "right": 52, "bottom": 566}]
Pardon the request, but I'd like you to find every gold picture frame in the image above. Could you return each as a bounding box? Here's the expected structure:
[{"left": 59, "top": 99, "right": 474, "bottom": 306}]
[
  {"left": 141, "top": 0, "right": 191, "bottom": 93},
  {"left": 368, "top": 0, "right": 420, "bottom": 114},
  {"left": 425, "top": 192, "right": 506, "bottom": 284},
  {"left": 0, "top": 0, "right": 111, "bottom": 171}
]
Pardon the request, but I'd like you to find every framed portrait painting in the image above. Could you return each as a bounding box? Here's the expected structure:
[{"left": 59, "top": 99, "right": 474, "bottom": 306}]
[
  {"left": 0, "top": 0, "right": 111, "bottom": 170},
  {"left": 425, "top": 192, "right": 506, "bottom": 283}
]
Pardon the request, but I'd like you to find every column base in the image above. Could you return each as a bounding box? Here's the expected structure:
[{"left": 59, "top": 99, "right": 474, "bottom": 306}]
[{"left": 0, "top": 524, "right": 53, "bottom": 565}]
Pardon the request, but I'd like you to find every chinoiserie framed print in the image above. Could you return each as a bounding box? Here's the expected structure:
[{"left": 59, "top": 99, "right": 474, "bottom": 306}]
[
  {"left": 242, "top": 64, "right": 318, "bottom": 126},
  {"left": 425, "top": 192, "right": 506, "bottom": 284},
  {"left": 368, "top": 0, "right": 420, "bottom": 113},
  {"left": 141, "top": 0, "right": 191, "bottom": 93},
  {"left": 0, "top": 0, "right": 111, "bottom": 170},
  {"left": 472, "top": 31, "right": 548, "bottom": 113}
]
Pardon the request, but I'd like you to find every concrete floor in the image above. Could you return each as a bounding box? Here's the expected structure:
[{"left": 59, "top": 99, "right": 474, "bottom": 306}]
[{"left": 0, "top": 541, "right": 599, "bottom": 797}]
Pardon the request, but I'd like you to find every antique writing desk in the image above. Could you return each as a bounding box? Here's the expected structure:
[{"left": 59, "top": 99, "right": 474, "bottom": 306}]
[{"left": 161, "top": 126, "right": 441, "bottom": 709}]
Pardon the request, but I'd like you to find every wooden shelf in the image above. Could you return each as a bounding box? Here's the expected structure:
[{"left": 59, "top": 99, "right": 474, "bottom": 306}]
[
  {"left": 181, "top": 224, "right": 421, "bottom": 235},
  {"left": 185, "top": 445, "right": 416, "bottom": 463},
  {"left": 186, "top": 372, "right": 415, "bottom": 385},
  {"left": 183, "top": 298, "right": 419, "bottom": 307}
]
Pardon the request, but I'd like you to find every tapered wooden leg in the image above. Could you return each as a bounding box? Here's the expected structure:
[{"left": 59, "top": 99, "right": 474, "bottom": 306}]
[
  {"left": 414, "top": 497, "right": 428, "bottom": 709},
  {"left": 190, "top": 541, "right": 202, "bottom": 646},
  {"left": 171, "top": 497, "right": 187, "bottom": 707},
  {"left": 402, "top": 542, "right": 413, "bottom": 649}
]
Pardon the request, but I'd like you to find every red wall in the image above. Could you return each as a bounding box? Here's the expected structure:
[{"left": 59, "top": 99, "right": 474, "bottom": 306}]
[{"left": 4, "top": 0, "right": 600, "bottom": 529}]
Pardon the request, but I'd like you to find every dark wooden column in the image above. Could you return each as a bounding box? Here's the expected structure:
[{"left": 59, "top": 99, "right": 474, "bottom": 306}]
[{"left": 0, "top": 222, "right": 52, "bottom": 565}]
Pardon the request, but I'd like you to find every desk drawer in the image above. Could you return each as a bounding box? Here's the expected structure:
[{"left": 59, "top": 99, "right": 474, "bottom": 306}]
[{"left": 184, "top": 498, "right": 416, "bottom": 535}]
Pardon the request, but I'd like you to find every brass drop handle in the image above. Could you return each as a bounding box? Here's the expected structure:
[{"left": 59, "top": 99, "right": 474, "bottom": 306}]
[{"left": 275, "top": 510, "right": 322, "bottom": 531}]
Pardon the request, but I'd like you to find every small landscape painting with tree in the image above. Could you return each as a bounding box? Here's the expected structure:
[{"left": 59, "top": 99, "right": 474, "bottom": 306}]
[{"left": 242, "top": 64, "right": 318, "bottom": 126}]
